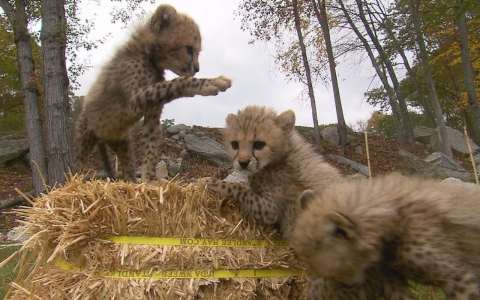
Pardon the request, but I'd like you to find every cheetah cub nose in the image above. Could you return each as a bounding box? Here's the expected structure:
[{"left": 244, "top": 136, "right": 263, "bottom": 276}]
[{"left": 238, "top": 160, "right": 250, "bottom": 169}]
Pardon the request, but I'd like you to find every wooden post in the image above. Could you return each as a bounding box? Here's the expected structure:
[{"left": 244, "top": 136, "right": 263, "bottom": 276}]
[
  {"left": 364, "top": 131, "right": 372, "bottom": 179},
  {"left": 463, "top": 125, "right": 479, "bottom": 185}
]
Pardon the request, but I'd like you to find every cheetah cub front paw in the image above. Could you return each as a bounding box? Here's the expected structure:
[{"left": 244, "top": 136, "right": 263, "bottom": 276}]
[
  {"left": 201, "top": 76, "right": 232, "bottom": 96},
  {"left": 197, "top": 177, "right": 223, "bottom": 193}
]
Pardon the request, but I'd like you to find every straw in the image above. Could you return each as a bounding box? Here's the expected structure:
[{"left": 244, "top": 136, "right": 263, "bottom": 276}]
[{"left": 2, "top": 175, "right": 307, "bottom": 299}]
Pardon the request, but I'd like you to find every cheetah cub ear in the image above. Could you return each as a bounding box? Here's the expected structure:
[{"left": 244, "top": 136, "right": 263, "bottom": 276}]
[
  {"left": 275, "top": 110, "right": 295, "bottom": 134},
  {"left": 298, "top": 189, "right": 316, "bottom": 210},
  {"left": 225, "top": 113, "right": 237, "bottom": 128},
  {"left": 151, "top": 4, "right": 178, "bottom": 32}
]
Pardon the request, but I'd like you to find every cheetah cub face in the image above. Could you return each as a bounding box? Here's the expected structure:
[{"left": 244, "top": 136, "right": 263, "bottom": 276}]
[
  {"left": 223, "top": 106, "right": 295, "bottom": 175},
  {"left": 292, "top": 190, "right": 379, "bottom": 286},
  {"left": 150, "top": 4, "right": 201, "bottom": 76}
]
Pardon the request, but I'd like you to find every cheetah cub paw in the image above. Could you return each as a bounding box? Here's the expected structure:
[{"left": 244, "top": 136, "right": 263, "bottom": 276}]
[
  {"left": 201, "top": 76, "right": 232, "bottom": 96},
  {"left": 197, "top": 177, "right": 223, "bottom": 193}
]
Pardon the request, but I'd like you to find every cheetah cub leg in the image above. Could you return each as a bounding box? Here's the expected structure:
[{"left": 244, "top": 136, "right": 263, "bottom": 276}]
[{"left": 197, "top": 177, "right": 280, "bottom": 225}]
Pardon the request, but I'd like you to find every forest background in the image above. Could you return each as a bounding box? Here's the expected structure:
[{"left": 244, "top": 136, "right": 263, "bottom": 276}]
[{"left": 0, "top": 0, "right": 479, "bottom": 196}]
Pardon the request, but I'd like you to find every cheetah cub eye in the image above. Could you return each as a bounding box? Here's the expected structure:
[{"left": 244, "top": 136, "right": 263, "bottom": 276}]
[
  {"left": 253, "top": 141, "right": 266, "bottom": 150},
  {"left": 231, "top": 141, "right": 239, "bottom": 150},
  {"left": 185, "top": 45, "right": 194, "bottom": 56}
]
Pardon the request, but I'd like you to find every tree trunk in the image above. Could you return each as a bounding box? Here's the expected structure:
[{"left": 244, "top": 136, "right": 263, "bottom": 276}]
[
  {"left": 312, "top": 0, "right": 347, "bottom": 154},
  {"left": 408, "top": 0, "right": 452, "bottom": 157},
  {"left": 381, "top": 14, "right": 436, "bottom": 127},
  {"left": 1, "top": 0, "right": 48, "bottom": 196},
  {"left": 457, "top": 0, "right": 480, "bottom": 145},
  {"left": 292, "top": 0, "right": 323, "bottom": 152},
  {"left": 356, "top": 0, "right": 415, "bottom": 145},
  {"left": 337, "top": 0, "right": 404, "bottom": 146},
  {"left": 392, "top": 40, "right": 436, "bottom": 127},
  {"left": 41, "top": 0, "right": 72, "bottom": 186}
]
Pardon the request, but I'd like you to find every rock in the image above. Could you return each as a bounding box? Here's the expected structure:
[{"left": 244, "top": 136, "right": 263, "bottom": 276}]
[
  {"left": 446, "top": 126, "right": 479, "bottom": 155},
  {"left": 179, "top": 149, "right": 188, "bottom": 159},
  {"left": 355, "top": 146, "right": 363, "bottom": 155},
  {"left": 178, "top": 130, "right": 187, "bottom": 140},
  {"left": 429, "top": 126, "right": 479, "bottom": 156},
  {"left": 395, "top": 149, "right": 476, "bottom": 183},
  {"left": 325, "top": 154, "right": 370, "bottom": 177},
  {"left": 0, "top": 138, "right": 29, "bottom": 165},
  {"left": 320, "top": 126, "right": 350, "bottom": 146},
  {"left": 348, "top": 135, "right": 358, "bottom": 148},
  {"left": 167, "top": 162, "right": 182, "bottom": 176},
  {"left": 474, "top": 153, "right": 480, "bottom": 165},
  {"left": 413, "top": 126, "right": 433, "bottom": 144},
  {"left": 184, "top": 134, "right": 232, "bottom": 166},
  {"left": 6, "top": 226, "right": 29, "bottom": 242},
  {"left": 428, "top": 129, "right": 443, "bottom": 153},
  {"left": 424, "top": 152, "right": 466, "bottom": 172},
  {"left": 223, "top": 170, "right": 247, "bottom": 183},
  {"left": 442, "top": 177, "right": 479, "bottom": 189},
  {"left": 320, "top": 126, "right": 339, "bottom": 145},
  {"left": 166, "top": 124, "right": 189, "bottom": 135},
  {"left": 156, "top": 161, "right": 168, "bottom": 179}
]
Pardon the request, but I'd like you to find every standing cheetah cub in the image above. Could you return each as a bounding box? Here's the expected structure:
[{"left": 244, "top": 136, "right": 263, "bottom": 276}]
[
  {"left": 73, "top": 4, "right": 232, "bottom": 182},
  {"left": 198, "top": 105, "right": 341, "bottom": 240},
  {"left": 292, "top": 173, "right": 480, "bottom": 300}
]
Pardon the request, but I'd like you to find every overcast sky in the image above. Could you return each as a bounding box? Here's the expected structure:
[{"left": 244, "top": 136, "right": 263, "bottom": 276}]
[{"left": 76, "top": 0, "right": 377, "bottom": 128}]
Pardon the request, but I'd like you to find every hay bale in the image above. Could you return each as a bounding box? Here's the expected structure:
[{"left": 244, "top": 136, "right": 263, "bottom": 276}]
[{"left": 2, "top": 176, "right": 307, "bottom": 299}]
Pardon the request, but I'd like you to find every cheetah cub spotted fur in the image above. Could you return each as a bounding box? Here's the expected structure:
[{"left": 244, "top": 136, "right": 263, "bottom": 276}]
[
  {"left": 198, "top": 105, "right": 341, "bottom": 240},
  {"left": 292, "top": 173, "right": 480, "bottom": 300},
  {"left": 73, "top": 4, "right": 232, "bottom": 182}
]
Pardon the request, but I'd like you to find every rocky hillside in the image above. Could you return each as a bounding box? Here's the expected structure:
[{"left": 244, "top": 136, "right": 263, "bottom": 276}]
[
  {"left": 2, "top": 124, "right": 476, "bottom": 202},
  {"left": 1, "top": 124, "right": 478, "bottom": 240}
]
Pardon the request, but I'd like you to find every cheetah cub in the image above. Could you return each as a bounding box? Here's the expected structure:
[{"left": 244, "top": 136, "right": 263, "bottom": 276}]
[
  {"left": 292, "top": 173, "right": 480, "bottom": 300},
  {"left": 73, "top": 4, "right": 232, "bottom": 182},
  {"left": 198, "top": 105, "right": 341, "bottom": 240}
]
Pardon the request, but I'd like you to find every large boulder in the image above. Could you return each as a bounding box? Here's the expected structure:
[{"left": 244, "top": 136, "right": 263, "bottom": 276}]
[
  {"left": 0, "top": 138, "right": 29, "bottom": 165},
  {"left": 395, "top": 149, "right": 476, "bottom": 183},
  {"left": 413, "top": 126, "right": 433, "bottom": 144},
  {"left": 429, "top": 126, "right": 479, "bottom": 156},
  {"left": 184, "top": 134, "right": 232, "bottom": 166},
  {"left": 320, "top": 126, "right": 340, "bottom": 145},
  {"left": 320, "top": 126, "right": 350, "bottom": 145},
  {"left": 446, "top": 126, "right": 479, "bottom": 155},
  {"left": 166, "top": 124, "right": 189, "bottom": 135},
  {"left": 326, "top": 154, "right": 370, "bottom": 177},
  {"left": 424, "top": 152, "right": 466, "bottom": 172}
]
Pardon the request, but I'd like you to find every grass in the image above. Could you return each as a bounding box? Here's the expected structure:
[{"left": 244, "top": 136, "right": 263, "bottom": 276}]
[
  {"left": 410, "top": 282, "right": 446, "bottom": 300},
  {"left": 0, "top": 244, "right": 21, "bottom": 299}
]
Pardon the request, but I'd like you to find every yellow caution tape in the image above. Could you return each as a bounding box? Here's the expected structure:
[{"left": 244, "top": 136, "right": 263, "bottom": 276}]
[
  {"left": 105, "top": 236, "right": 290, "bottom": 248},
  {"left": 54, "top": 260, "right": 305, "bottom": 279}
]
